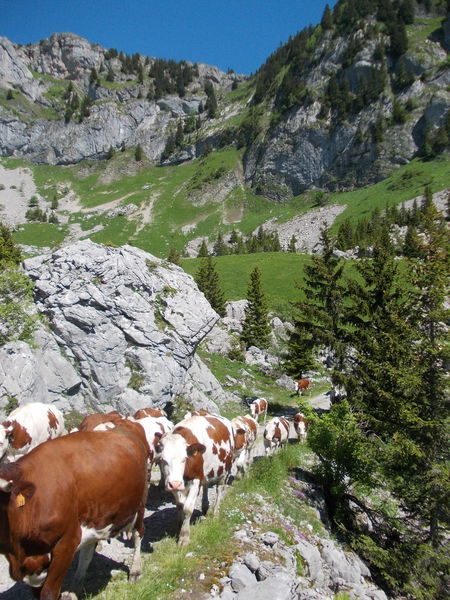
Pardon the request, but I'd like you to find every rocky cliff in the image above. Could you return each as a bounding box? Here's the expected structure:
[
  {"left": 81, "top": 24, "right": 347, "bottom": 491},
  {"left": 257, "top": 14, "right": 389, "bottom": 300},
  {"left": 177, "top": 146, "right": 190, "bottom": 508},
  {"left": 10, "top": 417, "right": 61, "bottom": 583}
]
[
  {"left": 0, "top": 240, "right": 231, "bottom": 417},
  {"left": 0, "top": 33, "right": 239, "bottom": 164}
]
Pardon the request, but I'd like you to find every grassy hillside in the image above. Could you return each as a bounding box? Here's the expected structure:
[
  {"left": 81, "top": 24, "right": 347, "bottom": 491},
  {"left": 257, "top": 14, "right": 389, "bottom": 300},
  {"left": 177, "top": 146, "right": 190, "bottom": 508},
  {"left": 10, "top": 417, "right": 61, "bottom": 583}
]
[
  {"left": 2, "top": 151, "right": 449, "bottom": 260},
  {"left": 182, "top": 253, "right": 310, "bottom": 315}
]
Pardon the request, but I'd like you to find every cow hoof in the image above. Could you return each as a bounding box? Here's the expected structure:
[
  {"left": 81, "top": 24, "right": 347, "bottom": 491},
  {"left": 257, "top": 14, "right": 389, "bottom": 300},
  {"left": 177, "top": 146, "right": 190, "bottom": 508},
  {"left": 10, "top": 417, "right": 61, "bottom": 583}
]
[
  {"left": 129, "top": 570, "right": 142, "bottom": 583},
  {"left": 60, "top": 593, "right": 78, "bottom": 600}
]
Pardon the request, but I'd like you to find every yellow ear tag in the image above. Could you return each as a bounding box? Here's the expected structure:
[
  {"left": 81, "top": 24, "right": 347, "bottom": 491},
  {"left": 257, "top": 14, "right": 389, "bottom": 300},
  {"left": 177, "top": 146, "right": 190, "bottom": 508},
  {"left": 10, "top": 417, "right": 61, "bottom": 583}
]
[{"left": 16, "top": 493, "right": 25, "bottom": 508}]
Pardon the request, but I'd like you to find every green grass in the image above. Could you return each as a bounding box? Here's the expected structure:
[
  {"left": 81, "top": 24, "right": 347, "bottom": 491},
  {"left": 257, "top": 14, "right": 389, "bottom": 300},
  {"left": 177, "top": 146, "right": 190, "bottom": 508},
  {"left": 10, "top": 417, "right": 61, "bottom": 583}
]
[
  {"left": 87, "top": 443, "right": 319, "bottom": 600},
  {"left": 183, "top": 252, "right": 310, "bottom": 315},
  {"left": 12, "top": 223, "right": 68, "bottom": 247},
  {"left": 330, "top": 155, "right": 450, "bottom": 230},
  {"left": 406, "top": 16, "right": 444, "bottom": 46}
]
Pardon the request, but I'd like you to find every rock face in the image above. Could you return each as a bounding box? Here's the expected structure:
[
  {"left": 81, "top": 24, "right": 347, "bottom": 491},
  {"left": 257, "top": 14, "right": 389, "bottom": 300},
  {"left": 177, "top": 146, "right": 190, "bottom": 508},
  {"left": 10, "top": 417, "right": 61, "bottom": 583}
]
[
  {"left": 244, "top": 21, "right": 449, "bottom": 199},
  {"left": 0, "top": 33, "right": 240, "bottom": 165},
  {"left": 0, "top": 241, "right": 227, "bottom": 417}
]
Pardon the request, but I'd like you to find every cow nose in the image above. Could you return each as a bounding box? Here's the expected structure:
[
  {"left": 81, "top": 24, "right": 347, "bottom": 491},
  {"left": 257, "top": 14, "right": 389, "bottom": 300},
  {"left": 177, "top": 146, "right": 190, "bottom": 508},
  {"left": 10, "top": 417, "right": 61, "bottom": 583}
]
[{"left": 167, "top": 480, "right": 184, "bottom": 491}]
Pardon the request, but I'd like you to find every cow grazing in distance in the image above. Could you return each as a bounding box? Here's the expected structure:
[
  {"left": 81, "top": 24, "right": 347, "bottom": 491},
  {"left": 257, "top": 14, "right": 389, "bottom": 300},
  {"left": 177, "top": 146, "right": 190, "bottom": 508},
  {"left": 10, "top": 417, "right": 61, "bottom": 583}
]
[
  {"left": 74, "top": 410, "right": 124, "bottom": 433},
  {"left": 263, "top": 416, "right": 290, "bottom": 455},
  {"left": 249, "top": 398, "right": 268, "bottom": 423},
  {"left": 0, "top": 419, "right": 149, "bottom": 599},
  {"left": 134, "top": 407, "right": 167, "bottom": 419},
  {"left": 295, "top": 378, "right": 312, "bottom": 396},
  {"left": 0, "top": 403, "right": 65, "bottom": 462},
  {"left": 293, "top": 412, "right": 309, "bottom": 442},
  {"left": 157, "top": 414, "right": 234, "bottom": 546},
  {"left": 232, "top": 415, "right": 258, "bottom": 478}
]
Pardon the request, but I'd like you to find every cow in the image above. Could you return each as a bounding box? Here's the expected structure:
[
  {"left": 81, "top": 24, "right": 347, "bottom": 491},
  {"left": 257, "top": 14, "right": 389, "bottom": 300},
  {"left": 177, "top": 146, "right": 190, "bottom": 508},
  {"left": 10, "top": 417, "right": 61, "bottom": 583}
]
[
  {"left": 157, "top": 414, "right": 234, "bottom": 546},
  {"left": 133, "top": 407, "right": 167, "bottom": 419},
  {"left": 249, "top": 398, "right": 268, "bottom": 423},
  {"left": 133, "top": 415, "right": 174, "bottom": 488},
  {"left": 231, "top": 415, "right": 258, "bottom": 478},
  {"left": 263, "top": 416, "right": 290, "bottom": 455},
  {"left": 0, "top": 419, "right": 149, "bottom": 600},
  {"left": 295, "top": 378, "right": 312, "bottom": 396},
  {"left": 74, "top": 410, "right": 124, "bottom": 433},
  {"left": 293, "top": 412, "right": 309, "bottom": 442},
  {"left": 183, "top": 409, "right": 211, "bottom": 419},
  {"left": 0, "top": 403, "right": 66, "bottom": 463}
]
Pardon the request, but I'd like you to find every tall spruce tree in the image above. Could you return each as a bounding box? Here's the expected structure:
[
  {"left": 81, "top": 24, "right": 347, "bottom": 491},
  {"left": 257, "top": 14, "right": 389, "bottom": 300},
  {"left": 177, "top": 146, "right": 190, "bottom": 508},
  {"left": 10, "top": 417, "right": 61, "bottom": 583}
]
[
  {"left": 195, "top": 256, "right": 226, "bottom": 317},
  {"left": 287, "top": 229, "right": 348, "bottom": 378},
  {"left": 240, "top": 267, "right": 270, "bottom": 349},
  {"left": 197, "top": 239, "right": 209, "bottom": 257}
]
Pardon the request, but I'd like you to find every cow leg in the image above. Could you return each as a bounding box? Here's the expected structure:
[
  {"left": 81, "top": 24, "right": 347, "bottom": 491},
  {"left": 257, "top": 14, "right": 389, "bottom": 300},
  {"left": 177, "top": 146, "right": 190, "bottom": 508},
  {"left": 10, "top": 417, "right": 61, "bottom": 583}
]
[
  {"left": 129, "top": 529, "right": 142, "bottom": 582},
  {"left": 71, "top": 542, "right": 96, "bottom": 595},
  {"left": 178, "top": 479, "right": 200, "bottom": 547},
  {"left": 201, "top": 483, "right": 209, "bottom": 515},
  {"left": 39, "top": 534, "right": 80, "bottom": 600},
  {"left": 212, "top": 482, "right": 226, "bottom": 515}
]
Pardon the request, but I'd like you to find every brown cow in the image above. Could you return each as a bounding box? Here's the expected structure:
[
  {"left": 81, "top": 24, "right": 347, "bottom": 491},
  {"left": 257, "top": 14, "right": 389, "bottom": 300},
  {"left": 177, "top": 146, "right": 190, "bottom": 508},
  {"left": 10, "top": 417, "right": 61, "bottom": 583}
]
[
  {"left": 0, "top": 419, "right": 149, "bottom": 599},
  {"left": 75, "top": 410, "right": 124, "bottom": 432},
  {"left": 293, "top": 412, "right": 309, "bottom": 442},
  {"left": 249, "top": 398, "right": 268, "bottom": 423},
  {"left": 157, "top": 414, "right": 234, "bottom": 546},
  {"left": 295, "top": 378, "right": 312, "bottom": 396},
  {"left": 263, "top": 416, "right": 290, "bottom": 455},
  {"left": 133, "top": 407, "right": 167, "bottom": 419},
  {"left": 232, "top": 415, "right": 258, "bottom": 478}
]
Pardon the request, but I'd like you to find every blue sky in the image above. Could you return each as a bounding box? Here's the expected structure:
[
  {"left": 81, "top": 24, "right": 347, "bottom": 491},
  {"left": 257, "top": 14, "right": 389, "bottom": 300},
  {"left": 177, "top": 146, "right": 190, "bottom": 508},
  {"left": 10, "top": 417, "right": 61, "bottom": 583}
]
[{"left": 1, "top": 0, "right": 336, "bottom": 74}]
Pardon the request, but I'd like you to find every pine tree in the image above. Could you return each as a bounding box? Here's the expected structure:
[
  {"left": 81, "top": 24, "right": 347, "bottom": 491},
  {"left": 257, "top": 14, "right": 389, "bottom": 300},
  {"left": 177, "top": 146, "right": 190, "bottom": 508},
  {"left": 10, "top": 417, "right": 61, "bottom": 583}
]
[
  {"left": 175, "top": 121, "right": 184, "bottom": 148},
  {"left": 106, "top": 145, "right": 115, "bottom": 160},
  {"left": 288, "top": 235, "right": 297, "bottom": 253},
  {"left": 197, "top": 239, "right": 209, "bottom": 258},
  {"left": 135, "top": 144, "right": 143, "bottom": 161},
  {"left": 6, "top": 89, "right": 13, "bottom": 101},
  {"left": 390, "top": 20, "right": 408, "bottom": 58},
  {"left": 287, "top": 229, "right": 348, "bottom": 377},
  {"left": 321, "top": 4, "right": 334, "bottom": 29},
  {"left": 106, "top": 67, "right": 115, "bottom": 82},
  {"left": 240, "top": 266, "right": 270, "bottom": 349},
  {"left": 195, "top": 256, "right": 226, "bottom": 317},
  {"left": 89, "top": 67, "right": 98, "bottom": 84},
  {"left": 204, "top": 82, "right": 218, "bottom": 119},
  {"left": 403, "top": 224, "right": 422, "bottom": 257},
  {"left": 0, "top": 223, "right": 22, "bottom": 266},
  {"left": 167, "top": 247, "right": 181, "bottom": 266},
  {"left": 213, "top": 232, "right": 227, "bottom": 256},
  {"left": 399, "top": 0, "right": 415, "bottom": 24}
]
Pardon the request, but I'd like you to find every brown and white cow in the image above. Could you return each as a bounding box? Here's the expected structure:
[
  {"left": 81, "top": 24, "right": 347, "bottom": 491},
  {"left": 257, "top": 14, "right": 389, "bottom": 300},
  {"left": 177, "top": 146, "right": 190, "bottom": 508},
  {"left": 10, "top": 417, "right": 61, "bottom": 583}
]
[
  {"left": 133, "top": 407, "right": 167, "bottom": 419},
  {"left": 295, "top": 378, "right": 312, "bottom": 396},
  {"left": 0, "top": 403, "right": 66, "bottom": 463},
  {"left": 157, "top": 414, "right": 234, "bottom": 546},
  {"left": 133, "top": 415, "right": 174, "bottom": 487},
  {"left": 293, "top": 412, "right": 309, "bottom": 442},
  {"left": 249, "top": 398, "right": 268, "bottom": 423},
  {"left": 74, "top": 410, "right": 125, "bottom": 433},
  {"left": 231, "top": 415, "right": 258, "bottom": 478},
  {"left": 263, "top": 416, "right": 290, "bottom": 455},
  {"left": 0, "top": 419, "right": 149, "bottom": 599}
]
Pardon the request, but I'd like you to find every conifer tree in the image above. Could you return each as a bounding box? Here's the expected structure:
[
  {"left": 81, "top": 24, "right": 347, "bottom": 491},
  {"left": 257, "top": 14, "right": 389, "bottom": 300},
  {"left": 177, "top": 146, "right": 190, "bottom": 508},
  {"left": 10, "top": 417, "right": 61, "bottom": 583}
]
[
  {"left": 106, "top": 145, "right": 114, "bottom": 160},
  {"left": 195, "top": 256, "right": 226, "bottom": 317},
  {"left": 288, "top": 235, "right": 297, "bottom": 253},
  {"left": 204, "top": 82, "right": 218, "bottom": 119},
  {"left": 135, "top": 144, "right": 143, "bottom": 161},
  {"left": 167, "top": 247, "right": 181, "bottom": 266},
  {"left": 0, "top": 223, "right": 21, "bottom": 266},
  {"left": 287, "top": 229, "right": 347, "bottom": 377},
  {"left": 321, "top": 4, "right": 333, "bottom": 30},
  {"left": 213, "top": 232, "right": 227, "bottom": 256},
  {"left": 197, "top": 239, "right": 209, "bottom": 258},
  {"left": 403, "top": 224, "right": 422, "bottom": 257},
  {"left": 175, "top": 121, "right": 184, "bottom": 147},
  {"left": 240, "top": 266, "right": 270, "bottom": 349}
]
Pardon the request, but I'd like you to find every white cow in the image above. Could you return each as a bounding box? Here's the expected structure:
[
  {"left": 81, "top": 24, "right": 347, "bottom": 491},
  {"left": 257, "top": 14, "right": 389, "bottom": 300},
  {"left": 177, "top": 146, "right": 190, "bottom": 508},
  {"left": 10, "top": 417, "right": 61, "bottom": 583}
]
[
  {"left": 249, "top": 398, "right": 268, "bottom": 423},
  {"left": 232, "top": 415, "right": 258, "bottom": 478},
  {"left": 263, "top": 416, "right": 290, "bottom": 455},
  {"left": 293, "top": 412, "right": 308, "bottom": 442},
  {"left": 0, "top": 402, "right": 66, "bottom": 462},
  {"left": 158, "top": 414, "right": 235, "bottom": 546}
]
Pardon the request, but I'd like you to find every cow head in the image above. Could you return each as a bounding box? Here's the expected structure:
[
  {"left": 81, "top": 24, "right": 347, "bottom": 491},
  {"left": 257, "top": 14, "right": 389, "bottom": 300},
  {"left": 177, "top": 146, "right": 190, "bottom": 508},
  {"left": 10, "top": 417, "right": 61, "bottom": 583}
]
[
  {"left": 263, "top": 419, "right": 280, "bottom": 443},
  {"left": 159, "top": 433, "right": 205, "bottom": 492}
]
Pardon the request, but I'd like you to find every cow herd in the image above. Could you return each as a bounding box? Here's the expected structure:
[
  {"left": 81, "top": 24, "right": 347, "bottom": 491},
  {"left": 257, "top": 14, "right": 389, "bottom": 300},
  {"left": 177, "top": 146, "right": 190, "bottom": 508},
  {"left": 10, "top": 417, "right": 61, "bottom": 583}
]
[{"left": 0, "top": 398, "right": 309, "bottom": 600}]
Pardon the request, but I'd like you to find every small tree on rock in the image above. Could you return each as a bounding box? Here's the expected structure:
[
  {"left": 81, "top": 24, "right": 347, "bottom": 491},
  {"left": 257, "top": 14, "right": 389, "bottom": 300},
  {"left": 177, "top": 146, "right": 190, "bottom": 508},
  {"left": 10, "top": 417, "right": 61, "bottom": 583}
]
[{"left": 195, "top": 256, "right": 226, "bottom": 317}]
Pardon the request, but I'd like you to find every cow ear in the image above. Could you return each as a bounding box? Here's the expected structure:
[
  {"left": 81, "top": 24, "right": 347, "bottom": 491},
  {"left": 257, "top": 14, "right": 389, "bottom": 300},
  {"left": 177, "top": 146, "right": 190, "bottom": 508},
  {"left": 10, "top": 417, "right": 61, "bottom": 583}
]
[
  {"left": 187, "top": 443, "right": 206, "bottom": 457},
  {"left": 0, "top": 478, "right": 13, "bottom": 493}
]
